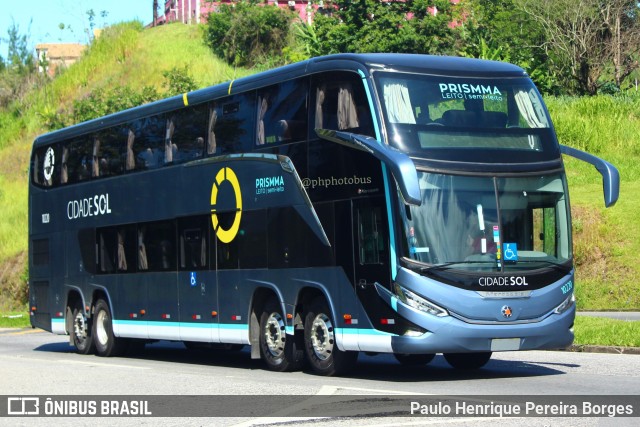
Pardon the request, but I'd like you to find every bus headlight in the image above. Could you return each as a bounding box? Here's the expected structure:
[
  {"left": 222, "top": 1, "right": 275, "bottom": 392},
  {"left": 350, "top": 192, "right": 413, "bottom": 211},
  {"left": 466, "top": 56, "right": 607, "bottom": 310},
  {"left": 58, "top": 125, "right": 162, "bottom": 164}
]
[
  {"left": 394, "top": 283, "right": 449, "bottom": 317},
  {"left": 554, "top": 293, "right": 575, "bottom": 315}
]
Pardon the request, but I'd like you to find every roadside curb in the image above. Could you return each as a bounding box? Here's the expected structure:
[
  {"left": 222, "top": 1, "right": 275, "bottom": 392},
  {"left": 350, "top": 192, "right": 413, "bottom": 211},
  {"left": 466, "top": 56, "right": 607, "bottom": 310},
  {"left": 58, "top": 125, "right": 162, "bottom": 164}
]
[{"left": 561, "top": 345, "right": 640, "bottom": 355}]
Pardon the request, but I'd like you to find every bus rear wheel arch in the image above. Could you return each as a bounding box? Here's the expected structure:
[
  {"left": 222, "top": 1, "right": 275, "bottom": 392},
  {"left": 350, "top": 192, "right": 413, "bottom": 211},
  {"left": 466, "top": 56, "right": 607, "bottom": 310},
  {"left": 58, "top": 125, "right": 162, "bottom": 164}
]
[
  {"left": 92, "top": 298, "right": 127, "bottom": 357},
  {"left": 303, "top": 296, "right": 357, "bottom": 376},
  {"left": 443, "top": 352, "right": 492, "bottom": 370},
  {"left": 258, "top": 298, "right": 304, "bottom": 372}
]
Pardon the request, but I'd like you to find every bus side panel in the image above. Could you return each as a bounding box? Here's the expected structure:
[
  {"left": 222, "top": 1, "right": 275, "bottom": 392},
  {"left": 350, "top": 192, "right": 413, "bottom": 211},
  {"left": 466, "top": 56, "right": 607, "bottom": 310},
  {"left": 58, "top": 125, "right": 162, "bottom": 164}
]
[
  {"left": 178, "top": 270, "right": 219, "bottom": 343},
  {"left": 216, "top": 269, "right": 252, "bottom": 345}
]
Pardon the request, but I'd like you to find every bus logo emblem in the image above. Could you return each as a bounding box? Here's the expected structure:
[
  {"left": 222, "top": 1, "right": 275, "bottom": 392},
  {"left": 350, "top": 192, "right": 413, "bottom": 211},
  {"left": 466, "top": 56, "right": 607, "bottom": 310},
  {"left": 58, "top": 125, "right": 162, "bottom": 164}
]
[
  {"left": 210, "top": 167, "right": 242, "bottom": 243},
  {"left": 43, "top": 147, "right": 55, "bottom": 182},
  {"left": 501, "top": 306, "right": 513, "bottom": 318}
]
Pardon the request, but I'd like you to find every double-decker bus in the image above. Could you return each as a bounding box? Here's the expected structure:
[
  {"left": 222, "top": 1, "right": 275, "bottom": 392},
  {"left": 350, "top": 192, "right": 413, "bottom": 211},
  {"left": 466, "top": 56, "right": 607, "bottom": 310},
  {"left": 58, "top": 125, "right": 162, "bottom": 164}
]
[{"left": 29, "top": 54, "right": 619, "bottom": 375}]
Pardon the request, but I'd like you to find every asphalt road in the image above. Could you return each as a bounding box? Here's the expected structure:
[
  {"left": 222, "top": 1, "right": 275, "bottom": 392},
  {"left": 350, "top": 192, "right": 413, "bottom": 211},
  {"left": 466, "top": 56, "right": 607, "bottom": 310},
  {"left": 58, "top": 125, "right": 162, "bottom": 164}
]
[{"left": 1, "top": 328, "right": 639, "bottom": 426}]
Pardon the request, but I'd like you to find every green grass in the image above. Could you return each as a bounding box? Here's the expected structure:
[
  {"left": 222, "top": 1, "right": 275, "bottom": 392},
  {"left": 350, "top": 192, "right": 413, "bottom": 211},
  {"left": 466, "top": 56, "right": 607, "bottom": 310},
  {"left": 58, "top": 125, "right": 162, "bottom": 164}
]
[
  {"left": 0, "top": 310, "right": 30, "bottom": 328},
  {"left": 574, "top": 316, "right": 640, "bottom": 347}
]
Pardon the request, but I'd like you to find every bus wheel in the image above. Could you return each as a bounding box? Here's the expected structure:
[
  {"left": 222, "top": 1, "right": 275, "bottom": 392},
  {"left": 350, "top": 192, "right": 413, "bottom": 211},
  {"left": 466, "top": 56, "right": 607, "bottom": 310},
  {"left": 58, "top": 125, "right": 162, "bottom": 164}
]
[
  {"left": 71, "top": 304, "right": 94, "bottom": 355},
  {"left": 394, "top": 353, "right": 435, "bottom": 366},
  {"left": 92, "top": 298, "right": 127, "bottom": 357},
  {"left": 303, "top": 297, "right": 357, "bottom": 376},
  {"left": 259, "top": 299, "right": 303, "bottom": 372},
  {"left": 443, "top": 352, "right": 492, "bottom": 370}
]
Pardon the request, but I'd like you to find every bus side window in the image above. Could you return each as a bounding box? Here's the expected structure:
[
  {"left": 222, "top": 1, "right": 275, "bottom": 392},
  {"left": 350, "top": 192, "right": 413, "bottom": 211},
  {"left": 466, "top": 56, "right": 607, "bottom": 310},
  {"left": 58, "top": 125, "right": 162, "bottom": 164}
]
[
  {"left": 144, "top": 221, "right": 176, "bottom": 271},
  {"left": 98, "top": 228, "right": 117, "bottom": 274},
  {"left": 130, "top": 116, "right": 164, "bottom": 170},
  {"left": 256, "top": 79, "right": 308, "bottom": 146},
  {"left": 117, "top": 226, "right": 137, "bottom": 273},
  {"left": 178, "top": 216, "right": 208, "bottom": 270},
  {"left": 356, "top": 206, "right": 385, "bottom": 265},
  {"left": 215, "top": 92, "right": 255, "bottom": 155},
  {"left": 170, "top": 105, "right": 208, "bottom": 162},
  {"left": 312, "top": 72, "right": 374, "bottom": 138},
  {"left": 66, "top": 138, "right": 92, "bottom": 183}
]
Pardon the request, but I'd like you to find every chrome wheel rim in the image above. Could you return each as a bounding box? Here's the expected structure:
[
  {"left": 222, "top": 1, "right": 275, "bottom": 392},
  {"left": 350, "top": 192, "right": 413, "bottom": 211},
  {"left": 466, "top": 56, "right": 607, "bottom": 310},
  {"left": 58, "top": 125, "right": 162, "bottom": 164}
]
[
  {"left": 73, "top": 311, "right": 88, "bottom": 341},
  {"left": 310, "top": 313, "right": 334, "bottom": 361},
  {"left": 264, "top": 312, "right": 286, "bottom": 358},
  {"left": 95, "top": 310, "right": 109, "bottom": 346}
]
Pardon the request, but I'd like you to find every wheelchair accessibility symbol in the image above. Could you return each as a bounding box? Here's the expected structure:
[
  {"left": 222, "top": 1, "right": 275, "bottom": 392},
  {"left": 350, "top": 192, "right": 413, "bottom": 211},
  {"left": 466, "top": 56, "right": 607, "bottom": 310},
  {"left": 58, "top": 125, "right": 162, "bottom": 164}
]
[
  {"left": 503, "top": 243, "right": 518, "bottom": 262},
  {"left": 190, "top": 272, "right": 197, "bottom": 287}
]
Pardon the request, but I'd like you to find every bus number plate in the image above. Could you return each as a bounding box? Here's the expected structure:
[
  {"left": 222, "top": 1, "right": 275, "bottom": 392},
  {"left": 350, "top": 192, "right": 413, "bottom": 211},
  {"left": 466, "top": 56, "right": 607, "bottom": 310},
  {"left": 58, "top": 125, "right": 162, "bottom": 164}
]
[{"left": 490, "top": 338, "right": 521, "bottom": 351}]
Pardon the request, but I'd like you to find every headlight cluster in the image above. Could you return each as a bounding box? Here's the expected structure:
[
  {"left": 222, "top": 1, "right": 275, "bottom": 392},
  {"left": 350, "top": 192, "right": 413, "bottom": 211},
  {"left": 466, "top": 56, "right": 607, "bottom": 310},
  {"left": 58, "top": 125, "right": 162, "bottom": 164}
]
[
  {"left": 554, "top": 292, "right": 575, "bottom": 315},
  {"left": 394, "top": 283, "right": 448, "bottom": 317}
]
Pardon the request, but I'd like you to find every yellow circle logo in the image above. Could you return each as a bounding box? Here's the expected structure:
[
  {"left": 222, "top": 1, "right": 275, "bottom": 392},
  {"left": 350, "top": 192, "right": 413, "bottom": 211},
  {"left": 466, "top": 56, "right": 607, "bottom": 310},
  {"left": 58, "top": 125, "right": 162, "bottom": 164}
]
[{"left": 211, "top": 167, "right": 242, "bottom": 243}]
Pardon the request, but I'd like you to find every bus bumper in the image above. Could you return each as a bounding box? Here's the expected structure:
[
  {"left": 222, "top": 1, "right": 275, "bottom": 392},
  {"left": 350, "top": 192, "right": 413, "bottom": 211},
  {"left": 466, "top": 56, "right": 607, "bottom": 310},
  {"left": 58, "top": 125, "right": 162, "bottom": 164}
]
[{"left": 388, "top": 305, "right": 575, "bottom": 354}]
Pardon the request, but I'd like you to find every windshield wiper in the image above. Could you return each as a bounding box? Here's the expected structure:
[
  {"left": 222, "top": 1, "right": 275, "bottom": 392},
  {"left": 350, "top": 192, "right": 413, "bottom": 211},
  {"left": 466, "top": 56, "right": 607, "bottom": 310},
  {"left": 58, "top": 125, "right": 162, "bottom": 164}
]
[
  {"left": 505, "top": 259, "right": 572, "bottom": 273},
  {"left": 420, "top": 261, "right": 495, "bottom": 273}
]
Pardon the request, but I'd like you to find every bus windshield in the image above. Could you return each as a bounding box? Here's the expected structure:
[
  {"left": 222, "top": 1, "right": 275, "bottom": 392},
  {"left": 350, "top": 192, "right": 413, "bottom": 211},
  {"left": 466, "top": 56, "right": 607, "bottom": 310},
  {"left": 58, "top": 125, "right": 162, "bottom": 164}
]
[
  {"left": 403, "top": 171, "right": 571, "bottom": 273},
  {"left": 374, "top": 72, "right": 558, "bottom": 161}
]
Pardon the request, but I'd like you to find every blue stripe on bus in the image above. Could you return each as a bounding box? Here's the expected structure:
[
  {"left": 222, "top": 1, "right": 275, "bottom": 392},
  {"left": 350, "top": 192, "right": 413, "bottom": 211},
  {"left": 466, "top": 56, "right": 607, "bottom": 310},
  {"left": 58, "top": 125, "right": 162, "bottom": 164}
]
[{"left": 113, "top": 320, "right": 249, "bottom": 330}]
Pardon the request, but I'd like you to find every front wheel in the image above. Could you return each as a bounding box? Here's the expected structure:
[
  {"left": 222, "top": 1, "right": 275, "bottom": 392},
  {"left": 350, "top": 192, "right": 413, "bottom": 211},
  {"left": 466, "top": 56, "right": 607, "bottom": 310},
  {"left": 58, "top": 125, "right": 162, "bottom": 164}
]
[
  {"left": 92, "top": 298, "right": 127, "bottom": 357},
  {"left": 71, "top": 304, "right": 94, "bottom": 355},
  {"left": 259, "top": 299, "right": 303, "bottom": 372},
  {"left": 304, "top": 297, "right": 357, "bottom": 376},
  {"left": 443, "top": 352, "right": 492, "bottom": 370}
]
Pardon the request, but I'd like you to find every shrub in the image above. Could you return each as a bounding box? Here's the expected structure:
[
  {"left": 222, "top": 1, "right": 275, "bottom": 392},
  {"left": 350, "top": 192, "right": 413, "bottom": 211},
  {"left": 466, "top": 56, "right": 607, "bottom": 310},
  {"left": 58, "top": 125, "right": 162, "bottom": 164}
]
[{"left": 204, "top": 1, "right": 294, "bottom": 67}]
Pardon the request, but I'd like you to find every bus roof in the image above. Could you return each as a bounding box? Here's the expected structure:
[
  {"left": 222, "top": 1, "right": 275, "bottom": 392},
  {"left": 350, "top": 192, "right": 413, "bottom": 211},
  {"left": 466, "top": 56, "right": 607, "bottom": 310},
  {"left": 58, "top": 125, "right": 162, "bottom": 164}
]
[{"left": 33, "top": 54, "right": 528, "bottom": 147}]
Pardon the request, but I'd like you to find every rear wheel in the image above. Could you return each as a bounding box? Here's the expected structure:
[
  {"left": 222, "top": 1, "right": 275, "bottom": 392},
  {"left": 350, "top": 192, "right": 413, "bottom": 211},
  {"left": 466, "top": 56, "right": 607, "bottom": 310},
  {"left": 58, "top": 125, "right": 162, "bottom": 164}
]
[
  {"left": 259, "top": 299, "right": 303, "bottom": 372},
  {"left": 394, "top": 353, "right": 435, "bottom": 366},
  {"left": 443, "top": 352, "right": 492, "bottom": 370},
  {"left": 304, "top": 297, "right": 357, "bottom": 376},
  {"left": 71, "top": 304, "right": 94, "bottom": 355},
  {"left": 92, "top": 298, "right": 127, "bottom": 357}
]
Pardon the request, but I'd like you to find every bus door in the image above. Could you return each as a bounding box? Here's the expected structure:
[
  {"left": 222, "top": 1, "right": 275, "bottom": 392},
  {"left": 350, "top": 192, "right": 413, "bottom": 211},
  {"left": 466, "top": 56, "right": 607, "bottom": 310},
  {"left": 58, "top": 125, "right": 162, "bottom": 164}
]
[
  {"left": 177, "top": 216, "right": 219, "bottom": 343},
  {"left": 352, "top": 197, "right": 392, "bottom": 338}
]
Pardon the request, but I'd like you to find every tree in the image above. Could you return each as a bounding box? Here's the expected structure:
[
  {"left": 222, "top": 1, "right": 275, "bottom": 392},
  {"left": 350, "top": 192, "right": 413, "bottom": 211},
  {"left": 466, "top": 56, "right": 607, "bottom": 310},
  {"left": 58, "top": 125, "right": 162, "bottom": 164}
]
[
  {"left": 601, "top": 1, "right": 640, "bottom": 88},
  {"left": 312, "top": 0, "right": 461, "bottom": 56},
  {"left": 5, "top": 20, "right": 34, "bottom": 74},
  {"left": 153, "top": 0, "right": 159, "bottom": 27},
  {"left": 460, "top": 0, "right": 559, "bottom": 93},
  {"left": 516, "top": 0, "right": 640, "bottom": 95}
]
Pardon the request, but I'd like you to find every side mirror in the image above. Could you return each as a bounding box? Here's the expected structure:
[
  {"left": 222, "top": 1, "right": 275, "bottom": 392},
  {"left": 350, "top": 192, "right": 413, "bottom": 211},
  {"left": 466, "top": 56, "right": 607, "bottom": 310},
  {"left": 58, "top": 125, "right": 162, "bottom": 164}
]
[
  {"left": 560, "top": 145, "right": 619, "bottom": 208},
  {"left": 316, "top": 129, "right": 421, "bottom": 205}
]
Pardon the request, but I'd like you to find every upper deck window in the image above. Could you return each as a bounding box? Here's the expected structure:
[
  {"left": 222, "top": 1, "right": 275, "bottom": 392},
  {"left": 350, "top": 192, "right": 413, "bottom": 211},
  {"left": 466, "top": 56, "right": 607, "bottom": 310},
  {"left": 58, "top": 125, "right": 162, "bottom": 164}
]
[{"left": 374, "top": 72, "right": 558, "bottom": 163}]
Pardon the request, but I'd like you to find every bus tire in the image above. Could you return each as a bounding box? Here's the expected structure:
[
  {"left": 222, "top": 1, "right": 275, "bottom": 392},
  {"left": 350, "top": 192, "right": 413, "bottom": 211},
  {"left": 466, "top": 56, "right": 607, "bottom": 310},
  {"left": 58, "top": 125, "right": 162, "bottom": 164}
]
[
  {"left": 92, "top": 298, "right": 127, "bottom": 357},
  {"left": 71, "top": 304, "right": 94, "bottom": 355},
  {"left": 303, "top": 297, "right": 357, "bottom": 376},
  {"left": 394, "top": 353, "right": 435, "bottom": 366},
  {"left": 259, "top": 298, "right": 303, "bottom": 372},
  {"left": 443, "top": 352, "right": 492, "bottom": 370}
]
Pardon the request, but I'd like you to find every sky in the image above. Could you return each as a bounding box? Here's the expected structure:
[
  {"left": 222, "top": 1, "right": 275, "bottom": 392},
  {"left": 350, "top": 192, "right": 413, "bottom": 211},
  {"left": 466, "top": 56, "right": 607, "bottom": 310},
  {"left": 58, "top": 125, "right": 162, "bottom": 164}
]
[{"left": 0, "top": 0, "right": 154, "bottom": 58}]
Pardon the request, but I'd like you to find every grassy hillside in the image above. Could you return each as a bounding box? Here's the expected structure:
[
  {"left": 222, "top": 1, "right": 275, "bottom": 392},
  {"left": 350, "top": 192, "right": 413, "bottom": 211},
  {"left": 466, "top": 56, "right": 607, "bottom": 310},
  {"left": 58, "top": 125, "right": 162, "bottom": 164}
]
[
  {"left": 0, "top": 22, "right": 638, "bottom": 311},
  {"left": 547, "top": 95, "right": 640, "bottom": 310}
]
